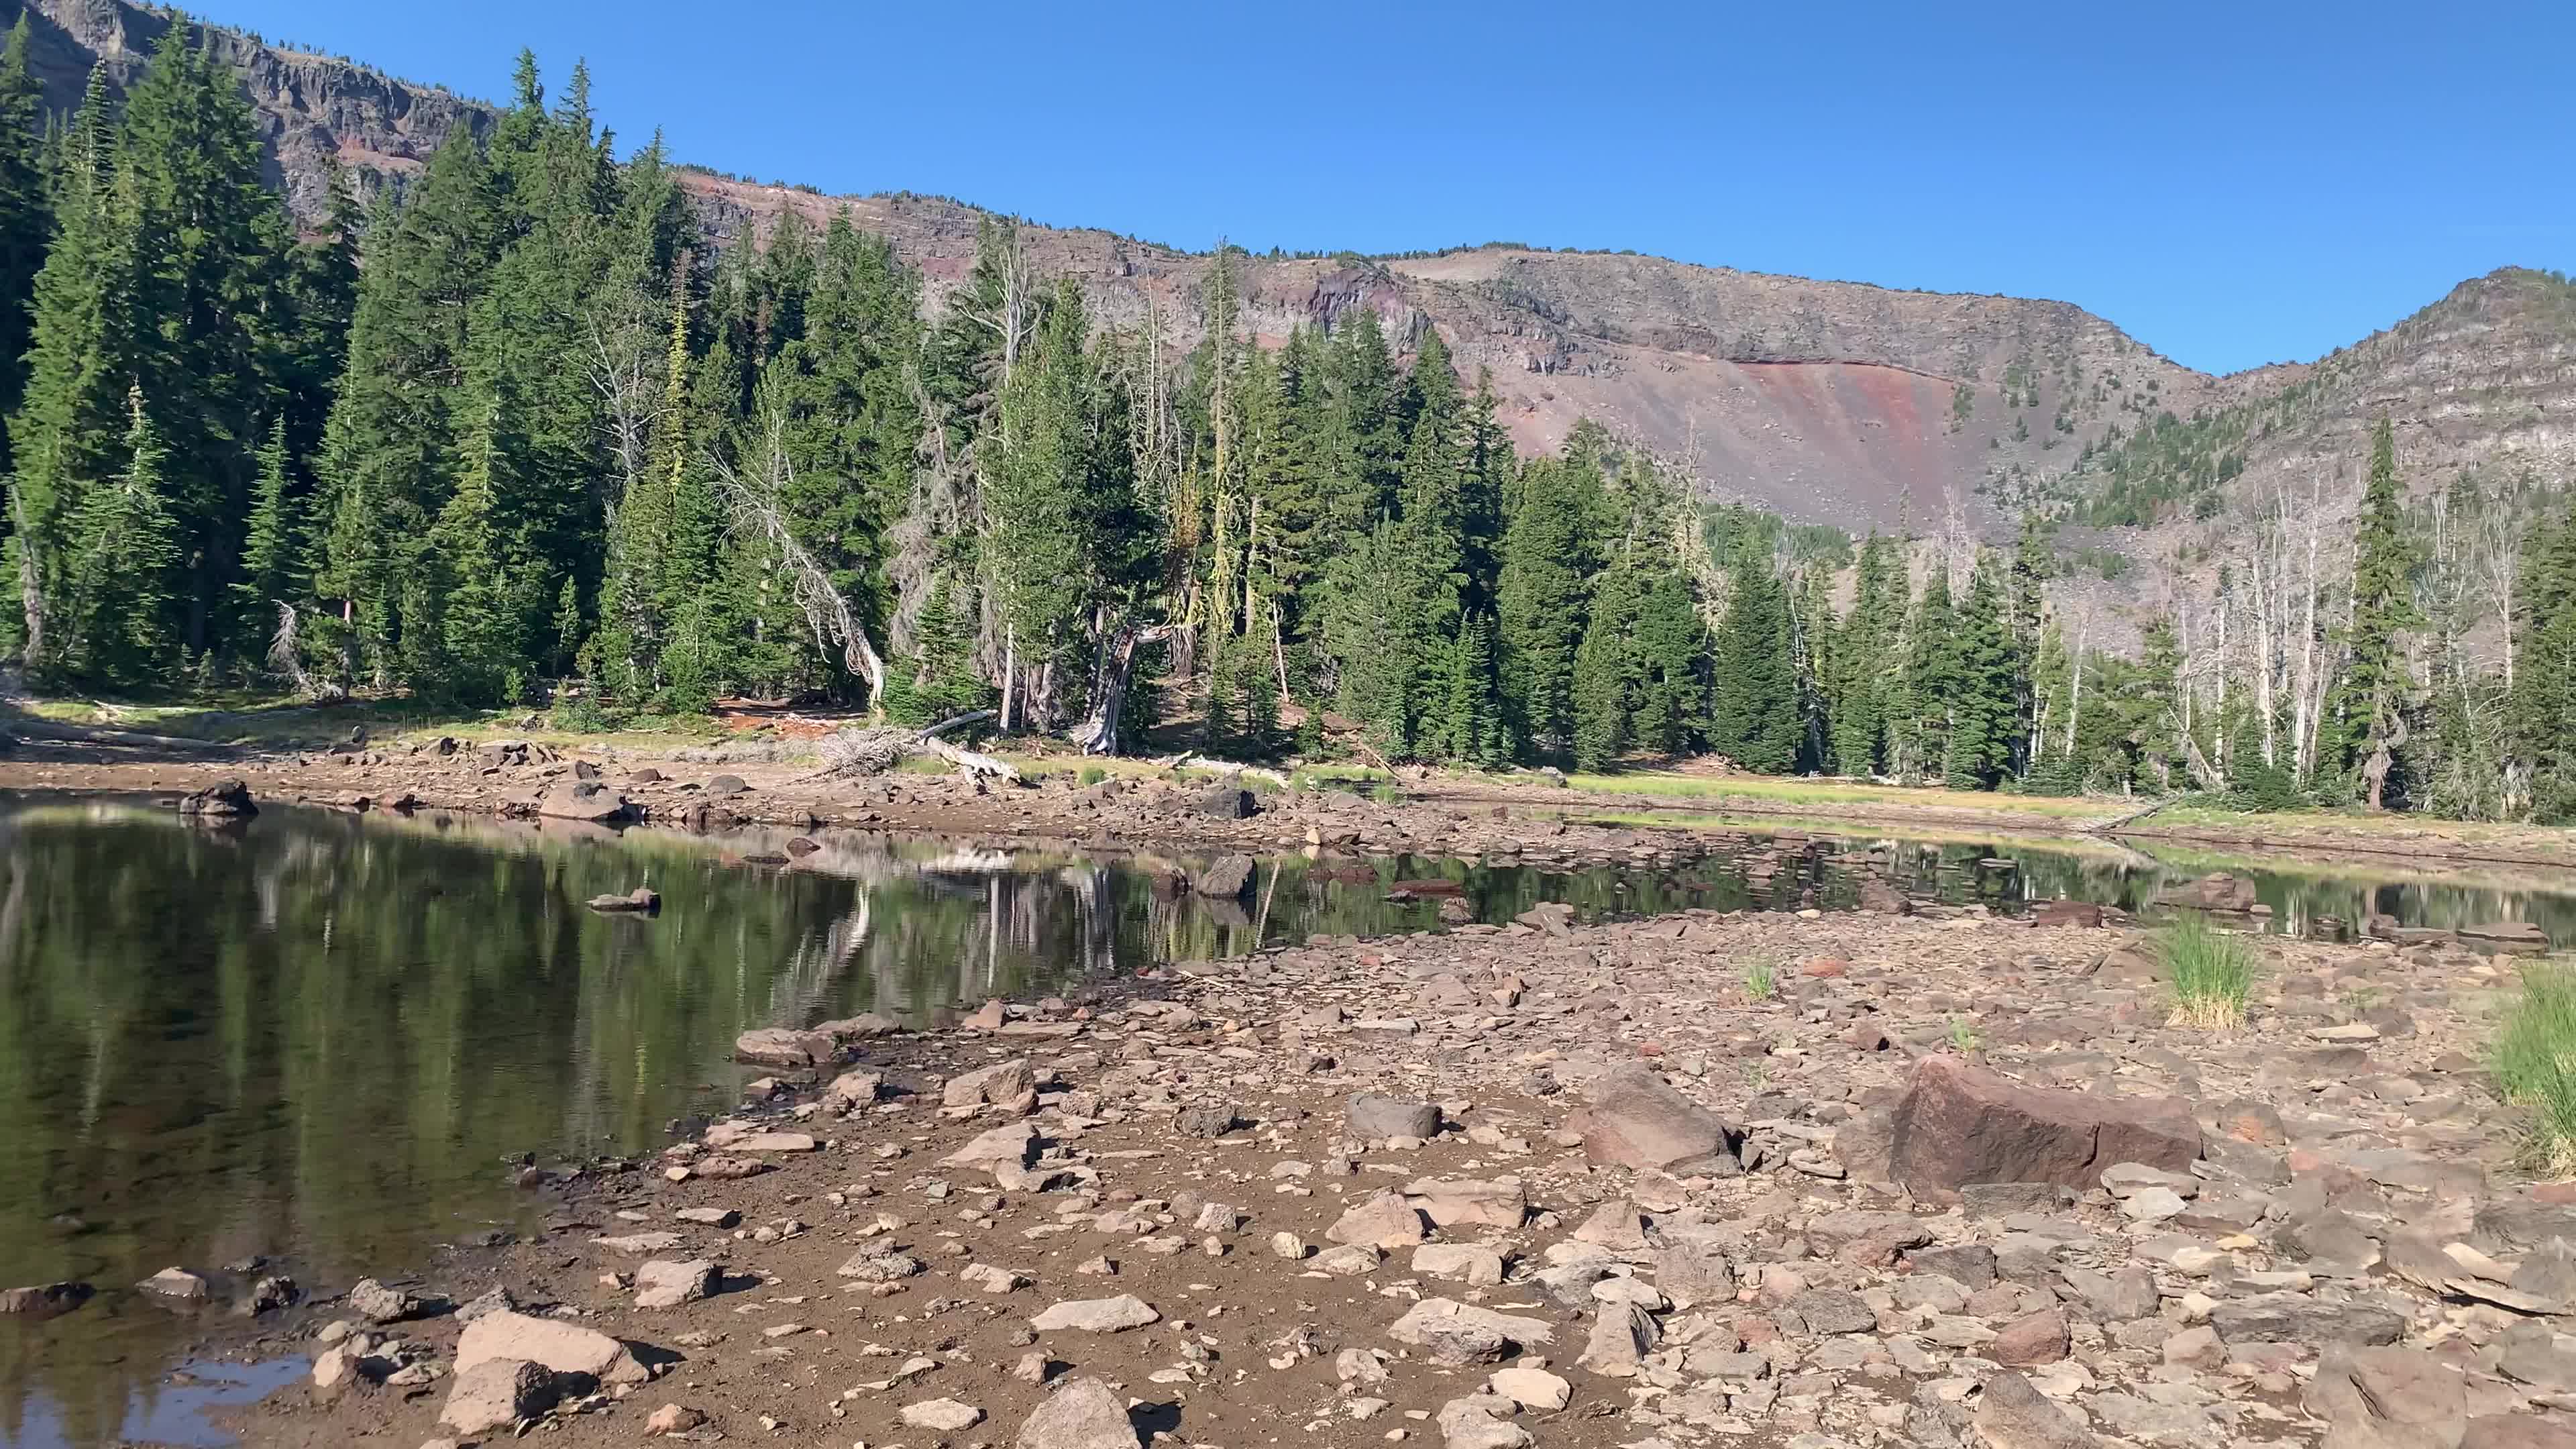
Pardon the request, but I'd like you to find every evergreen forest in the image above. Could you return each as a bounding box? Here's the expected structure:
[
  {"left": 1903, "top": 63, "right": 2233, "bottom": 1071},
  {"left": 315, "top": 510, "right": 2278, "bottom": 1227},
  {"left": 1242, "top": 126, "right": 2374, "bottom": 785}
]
[{"left": 1, "top": 27, "right": 2573, "bottom": 819}]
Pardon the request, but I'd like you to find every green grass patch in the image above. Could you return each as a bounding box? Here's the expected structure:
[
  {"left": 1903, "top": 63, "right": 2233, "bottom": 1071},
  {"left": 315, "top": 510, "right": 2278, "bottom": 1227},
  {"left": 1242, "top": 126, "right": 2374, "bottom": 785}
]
[
  {"left": 1742, "top": 954, "right": 1778, "bottom": 1000},
  {"left": 1558, "top": 771, "right": 2110, "bottom": 819},
  {"left": 2158, "top": 914, "right": 2258, "bottom": 1028},
  {"left": 2496, "top": 964, "right": 2576, "bottom": 1176}
]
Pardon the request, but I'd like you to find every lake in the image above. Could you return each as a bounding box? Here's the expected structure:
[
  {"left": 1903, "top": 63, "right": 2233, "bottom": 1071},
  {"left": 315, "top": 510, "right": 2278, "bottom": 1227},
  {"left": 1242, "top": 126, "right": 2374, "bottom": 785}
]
[{"left": 0, "top": 794, "right": 2567, "bottom": 1446}]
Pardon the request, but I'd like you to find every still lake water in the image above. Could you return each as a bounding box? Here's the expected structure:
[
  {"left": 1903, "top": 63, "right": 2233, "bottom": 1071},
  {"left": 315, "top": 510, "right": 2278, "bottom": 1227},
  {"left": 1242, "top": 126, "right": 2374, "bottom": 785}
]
[{"left": 0, "top": 794, "right": 2569, "bottom": 1446}]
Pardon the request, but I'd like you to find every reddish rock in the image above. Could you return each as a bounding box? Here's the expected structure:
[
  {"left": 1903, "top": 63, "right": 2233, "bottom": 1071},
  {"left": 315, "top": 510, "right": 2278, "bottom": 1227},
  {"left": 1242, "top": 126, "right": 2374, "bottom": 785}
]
[
  {"left": 1801, "top": 957, "right": 1847, "bottom": 978},
  {"left": 1992, "top": 1308, "right": 2070, "bottom": 1366},
  {"left": 1887, "top": 1057, "right": 2199, "bottom": 1195},
  {"left": 1565, "top": 1065, "right": 1739, "bottom": 1172},
  {"left": 2030, "top": 900, "right": 2103, "bottom": 928}
]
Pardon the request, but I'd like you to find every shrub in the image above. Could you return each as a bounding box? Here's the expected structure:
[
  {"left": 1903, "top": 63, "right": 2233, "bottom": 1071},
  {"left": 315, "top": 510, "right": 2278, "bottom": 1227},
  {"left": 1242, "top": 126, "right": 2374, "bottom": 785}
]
[
  {"left": 2160, "top": 915, "right": 2257, "bottom": 1028},
  {"left": 2496, "top": 964, "right": 2576, "bottom": 1173},
  {"left": 1077, "top": 765, "right": 1108, "bottom": 787}
]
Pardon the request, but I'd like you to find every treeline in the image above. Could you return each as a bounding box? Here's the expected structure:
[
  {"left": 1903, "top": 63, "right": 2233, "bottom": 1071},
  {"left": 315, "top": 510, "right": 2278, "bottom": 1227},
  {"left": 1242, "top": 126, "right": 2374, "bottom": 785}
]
[{"left": 1, "top": 28, "right": 2571, "bottom": 820}]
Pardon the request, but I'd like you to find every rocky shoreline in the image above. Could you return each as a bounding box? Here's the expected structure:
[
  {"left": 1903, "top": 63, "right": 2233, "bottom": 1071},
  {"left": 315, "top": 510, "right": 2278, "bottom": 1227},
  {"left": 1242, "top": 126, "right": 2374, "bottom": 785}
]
[{"left": 22, "top": 899, "right": 2575, "bottom": 1449}]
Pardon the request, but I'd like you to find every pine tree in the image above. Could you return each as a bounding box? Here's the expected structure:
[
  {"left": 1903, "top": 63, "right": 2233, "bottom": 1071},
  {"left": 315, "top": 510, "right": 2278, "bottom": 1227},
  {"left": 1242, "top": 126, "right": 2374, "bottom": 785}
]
[
  {"left": 1571, "top": 563, "right": 1641, "bottom": 771},
  {"left": 1829, "top": 533, "right": 1900, "bottom": 773},
  {"left": 65, "top": 389, "right": 183, "bottom": 686},
  {"left": 229, "top": 418, "right": 304, "bottom": 647},
  {"left": 0, "top": 13, "right": 50, "bottom": 470},
  {"left": 1496, "top": 455, "right": 1600, "bottom": 761},
  {"left": 7, "top": 64, "right": 129, "bottom": 670},
  {"left": 1709, "top": 545, "right": 1796, "bottom": 773},
  {"left": 1897, "top": 566, "right": 1955, "bottom": 781},
  {"left": 2341, "top": 418, "right": 2422, "bottom": 806},
  {"left": 1944, "top": 553, "right": 2015, "bottom": 790}
]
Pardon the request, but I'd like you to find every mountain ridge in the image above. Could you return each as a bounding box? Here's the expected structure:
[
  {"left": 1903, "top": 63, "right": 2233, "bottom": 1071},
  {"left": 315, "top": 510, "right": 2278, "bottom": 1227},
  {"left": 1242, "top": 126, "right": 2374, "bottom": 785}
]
[{"left": 6, "top": 0, "right": 2569, "bottom": 543}]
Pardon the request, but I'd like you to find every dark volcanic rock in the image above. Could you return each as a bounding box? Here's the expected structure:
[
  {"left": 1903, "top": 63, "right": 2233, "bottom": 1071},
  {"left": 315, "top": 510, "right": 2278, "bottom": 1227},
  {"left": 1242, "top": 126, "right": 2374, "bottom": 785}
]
[{"left": 1888, "top": 1057, "right": 2198, "bottom": 1195}]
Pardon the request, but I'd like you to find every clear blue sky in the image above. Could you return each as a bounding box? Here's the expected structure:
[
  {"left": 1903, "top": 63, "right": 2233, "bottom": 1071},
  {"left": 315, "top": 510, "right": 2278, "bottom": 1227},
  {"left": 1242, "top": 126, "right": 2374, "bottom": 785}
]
[{"left": 199, "top": 0, "right": 2571, "bottom": 376}]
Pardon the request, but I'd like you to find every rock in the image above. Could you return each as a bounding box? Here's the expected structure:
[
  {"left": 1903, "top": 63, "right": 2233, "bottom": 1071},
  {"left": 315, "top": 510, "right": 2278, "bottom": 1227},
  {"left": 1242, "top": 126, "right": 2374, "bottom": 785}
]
[
  {"left": 1487, "top": 1366, "right": 1571, "bottom": 1411},
  {"left": 1792, "top": 1287, "right": 1876, "bottom": 1335},
  {"left": 1576, "top": 1301, "right": 1660, "bottom": 1377},
  {"left": 731, "top": 1026, "right": 835, "bottom": 1069},
  {"left": 347, "top": 1277, "right": 429, "bottom": 1322},
  {"left": 961, "top": 1263, "right": 1032, "bottom": 1294},
  {"left": 1197, "top": 786, "right": 1257, "bottom": 820},
  {"left": 1436, "top": 1393, "right": 1534, "bottom": 1449},
  {"left": 586, "top": 886, "right": 660, "bottom": 914},
  {"left": 903, "top": 1398, "right": 987, "bottom": 1432},
  {"left": 1404, "top": 1176, "right": 1527, "bottom": 1228},
  {"left": 2498, "top": 1321, "right": 2576, "bottom": 1393},
  {"left": 945, "top": 1122, "right": 1041, "bottom": 1173},
  {"left": 1327, "top": 1191, "right": 1428, "bottom": 1249},
  {"left": 945, "top": 1057, "right": 1038, "bottom": 1111},
  {"left": 439, "top": 1358, "right": 558, "bottom": 1435},
  {"left": 0, "top": 1282, "right": 93, "bottom": 1317},
  {"left": 1572, "top": 1197, "right": 1650, "bottom": 1253},
  {"left": 645, "top": 1403, "right": 706, "bottom": 1436},
  {"left": 592, "top": 1232, "right": 684, "bottom": 1254},
  {"left": 455, "top": 1310, "right": 647, "bottom": 1386},
  {"left": 176, "top": 778, "right": 256, "bottom": 816},
  {"left": 1992, "top": 1308, "right": 2070, "bottom": 1366},
  {"left": 2154, "top": 871, "right": 2260, "bottom": 912},
  {"left": 2304, "top": 1345, "right": 2466, "bottom": 1449},
  {"left": 136, "top": 1267, "right": 209, "bottom": 1301},
  {"left": 1172, "top": 1102, "right": 1237, "bottom": 1138},
  {"left": 1030, "top": 1294, "right": 1159, "bottom": 1332},
  {"left": 2461, "top": 921, "right": 2552, "bottom": 955},
  {"left": 2463, "top": 1417, "right": 2576, "bottom": 1449},
  {"left": 1016, "top": 1377, "right": 1141, "bottom": 1449},
  {"left": 1386, "top": 1298, "right": 1554, "bottom": 1364},
  {"left": 537, "top": 780, "right": 631, "bottom": 822},
  {"left": 1566, "top": 1063, "right": 1737, "bottom": 1171},
  {"left": 1348, "top": 1093, "right": 1442, "bottom": 1140},
  {"left": 1888, "top": 1056, "right": 2198, "bottom": 1195},
  {"left": 1193, "top": 853, "right": 1256, "bottom": 896},
  {"left": 824, "top": 1068, "right": 885, "bottom": 1111},
  {"left": 1972, "top": 1370, "right": 2099, "bottom": 1448},
  {"left": 633, "top": 1259, "right": 718, "bottom": 1309},
  {"left": 2208, "top": 1294, "right": 2405, "bottom": 1346},
  {"left": 702, "top": 773, "right": 748, "bottom": 796},
  {"left": 1657, "top": 1230, "right": 1736, "bottom": 1308},
  {"left": 837, "top": 1250, "right": 926, "bottom": 1282},
  {"left": 1312, "top": 1244, "right": 1383, "bottom": 1275},
  {"left": 1907, "top": 1242, "right": 1998, "bottom": 1289},
  {"left": 1413, "top": 1244, "right": 1507, "bottom": 1286}
]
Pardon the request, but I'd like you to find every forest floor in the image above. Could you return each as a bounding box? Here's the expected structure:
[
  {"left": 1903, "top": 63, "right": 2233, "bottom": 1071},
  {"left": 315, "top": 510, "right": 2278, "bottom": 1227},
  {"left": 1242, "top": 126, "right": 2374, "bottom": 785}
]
[{"left": 5, "top": 690, "right": 2573, "bottom": 874}]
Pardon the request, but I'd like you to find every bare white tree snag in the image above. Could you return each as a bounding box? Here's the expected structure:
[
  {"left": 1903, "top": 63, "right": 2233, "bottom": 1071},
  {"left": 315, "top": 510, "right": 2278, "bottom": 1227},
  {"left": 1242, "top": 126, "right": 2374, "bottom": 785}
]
[
  {"left": 1071, "top": 616, "right": 1174, "bottom": 756},
  {"left": 710, "top": 407, "right": 886, "bottom": 705},
  {"left": 587, "top": 285, "right": 667, "bottom": 520}
]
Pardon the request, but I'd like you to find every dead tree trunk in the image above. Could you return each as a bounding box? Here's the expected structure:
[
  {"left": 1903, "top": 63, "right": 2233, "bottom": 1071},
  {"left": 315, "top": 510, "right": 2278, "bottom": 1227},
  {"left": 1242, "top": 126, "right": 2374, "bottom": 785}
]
[{"left": 1071, "top": 616, "right": 1174, "bottom": 756}]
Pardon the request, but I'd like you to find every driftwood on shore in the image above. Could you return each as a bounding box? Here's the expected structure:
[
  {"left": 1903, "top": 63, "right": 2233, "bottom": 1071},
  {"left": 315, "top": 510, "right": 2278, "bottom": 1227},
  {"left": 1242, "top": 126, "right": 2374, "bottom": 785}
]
[{"left": 813, "top": 712, "right": 1022, "bottom": 784}]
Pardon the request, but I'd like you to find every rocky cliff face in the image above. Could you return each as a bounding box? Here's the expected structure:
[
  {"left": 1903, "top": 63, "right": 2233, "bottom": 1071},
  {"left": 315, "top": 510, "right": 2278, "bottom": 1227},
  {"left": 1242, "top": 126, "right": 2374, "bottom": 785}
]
[
  {"left": 5, "top": 0, "right": 487, "bottom": 217},
  {"left": 13, "top": 0, "right": 2568, "bottom": 542}
]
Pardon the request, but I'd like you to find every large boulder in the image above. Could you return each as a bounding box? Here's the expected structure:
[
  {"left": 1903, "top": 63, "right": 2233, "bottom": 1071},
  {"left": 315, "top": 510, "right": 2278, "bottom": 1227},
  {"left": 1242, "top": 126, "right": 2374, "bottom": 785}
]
[
  {"left": 1348, "top": 1093, "right": 1441, "bottom": 1140},
  {"left": 176, "top": 778, "right": 256, "bottom": 816},
  {"left": 537, "top": 781, "right": 633, "bottom": 823},
  {"left": 1192, "top": 855, "right": 1256, "bottom": 897},
  {"left": 0, "top": 1282, "right": 91, "bottom": 1318},
  {"left": 455, "top": 1310, "right": 647, "bottom": 1387},
  {"left": 732, "top": 1027, "right": 836, "bottom": 1069},
  {"left": 1016, "top": 1377, "right": 1141, "bottom": 1449},
  {"left": 1564, "top": 1065, "right": 1739, "bottom": 1171},
  {"left": 1888, "top": 1057, "right": 2198, "bottom": 1195},
  {"left": 440, "top": 1358, "right": 558, "bottom": 1435},
  {"left": 1197, "top": 786, "right": 1256, "bottom": 820}
]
